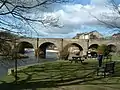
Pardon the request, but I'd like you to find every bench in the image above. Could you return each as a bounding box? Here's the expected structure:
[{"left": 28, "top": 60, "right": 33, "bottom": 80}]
[
  {"left": 69, "top": 56, "right": 84, "bottom": 63},
  {"left": 97, "top": 61, "right": 115, "bottom": 77}
]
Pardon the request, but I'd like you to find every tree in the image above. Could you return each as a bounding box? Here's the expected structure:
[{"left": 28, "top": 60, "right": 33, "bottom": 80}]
[
  {"left": 0, "top": 0, "right": 67, "bottom": 35},
  {"left": 0, "top": 31, "right": 17, "bottom": 55},
  {"left": 90, "top": 0, "right": 120, "bottom": 59},
  {"left": 0, "top": 0, "right": 69, "bottom": 83},
  {"left": 90, "top": 0, "right": 120, "bottom": 31},
  {"left": 0, "top": 0, "right": 68, "bottom": 55},
  {"left": 97, "top": 44, "right": 110, "bottom": 56}
]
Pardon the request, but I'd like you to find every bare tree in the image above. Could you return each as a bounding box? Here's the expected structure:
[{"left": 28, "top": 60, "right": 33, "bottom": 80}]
[
  {"left": 0, "top": 0, "right": 69, "bottom": 83},
  {"left": 0, "top": 0, "right": 68, "bottom": 65},
  {"left": 90, "top": 0, "right": 120, "bottom": 55},
  {"left": 89, "top": 0, "right": 120, "bottom": 31},
  {"left": 0, "top": 0, "right": 68, "bottom": 55},
  {"left": 0, "top": 0, "right": 67, "bottom": 35}
]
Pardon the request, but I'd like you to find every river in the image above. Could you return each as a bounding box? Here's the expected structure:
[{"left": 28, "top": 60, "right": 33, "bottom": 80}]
[{"left": 0, "top": 49, "right": 59, "bottom": 78}]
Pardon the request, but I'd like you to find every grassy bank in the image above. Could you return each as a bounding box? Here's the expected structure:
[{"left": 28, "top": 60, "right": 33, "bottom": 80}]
[{"left": 0, "top": 58, "right": 120, "bottom": 90}]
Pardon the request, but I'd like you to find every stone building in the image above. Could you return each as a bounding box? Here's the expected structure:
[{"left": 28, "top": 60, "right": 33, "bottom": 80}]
[
  {"left": 73, "top": 30, "right": 103, "bottom": 39},
  {"left": 112, "top": 33, "right": 120, "bottom": 39}
]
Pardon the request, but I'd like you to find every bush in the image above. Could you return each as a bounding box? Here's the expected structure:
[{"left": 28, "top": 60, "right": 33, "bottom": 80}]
[
  {"left": 60, "top": 44, "right": 73, "bottom": 60},
  {"left": 60, "top": 47, "right": 69, "bottom": 60},
  {"left": 97, "top": 44, "right": 110, "bottom": 56}
]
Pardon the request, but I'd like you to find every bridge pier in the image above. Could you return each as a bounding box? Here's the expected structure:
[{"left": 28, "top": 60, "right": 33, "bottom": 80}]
[
  {"left": 35, "top": 48, "right": 46, "bottom": 59},
  {"left": 83, "top": 49, "right": 88, "bottom": 56}
]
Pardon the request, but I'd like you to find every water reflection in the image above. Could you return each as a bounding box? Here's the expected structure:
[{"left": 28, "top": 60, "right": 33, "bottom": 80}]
[
  {"left": 0, "top": 50, "right": 58, "bottom": 78},
  {"left": 46, "top": 50, "right": 59, "bottom": 59}
]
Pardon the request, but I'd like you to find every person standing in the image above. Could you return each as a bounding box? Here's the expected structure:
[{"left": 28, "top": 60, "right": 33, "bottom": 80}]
[{"left": 97, "top": 54, "right": 103, "bottom": 67}]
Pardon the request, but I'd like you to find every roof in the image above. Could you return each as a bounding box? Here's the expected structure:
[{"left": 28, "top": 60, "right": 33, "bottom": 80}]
[
  {"left": 73, "top": 31, "right": 103, "bottom": 39},
  {"left": 76, "top": 30, "right": 102, "bottom": 36},
  {"left": 112, "top": 33, "right": 120, "bottom": 36}
]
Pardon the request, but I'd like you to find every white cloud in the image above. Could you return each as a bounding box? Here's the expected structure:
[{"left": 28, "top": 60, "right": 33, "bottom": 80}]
[
  {"left": 44, "top": 4, "right": 115, "bottom": 26},
  {"left": 25, "top": 1, "right": 119, "bottom": 38}
]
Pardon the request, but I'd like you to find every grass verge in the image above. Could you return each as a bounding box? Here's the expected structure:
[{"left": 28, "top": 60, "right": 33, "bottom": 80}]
[{"left": 0, "top": 59, "right": 120, "bottom": 90}]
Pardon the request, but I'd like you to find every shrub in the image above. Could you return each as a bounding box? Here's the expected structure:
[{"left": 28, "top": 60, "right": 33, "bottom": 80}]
[
  {"left": 60, "top": 46, "right": 69, "bottom": 60},
  {"left": 97, "top": 44, "right": 110, "bottom": 56}
]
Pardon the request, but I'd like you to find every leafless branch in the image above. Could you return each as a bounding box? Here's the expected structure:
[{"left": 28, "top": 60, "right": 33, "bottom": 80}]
[
  {"left": 0, "top": 0, "right": 67, "bottom": 33},
  {"left": 0, "top": 0, "right": 67, "bottom": 57},
  {"left": 88, "top": 0, "right": 120, "bottom": 31}
]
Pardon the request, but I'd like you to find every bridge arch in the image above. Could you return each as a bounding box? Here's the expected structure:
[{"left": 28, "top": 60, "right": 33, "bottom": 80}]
[
  {"left": 88, "top": 44, "right": 99, "bottom": 50},
  {"left": 61, "top": 43, "right": 83, "bottom": 60},
  {"left": 38, "top": 42, "right": 59, "bottom": 59},
  {"left": 107, "top": 44, "right": 117, "bottom": 53},
  {"left": 17, "top": 41, "right": 34, "bottom": 54},
  {"left": 88, "top": 44, "right": 99, "bottom": 58},
  {"left": 67, "top": 43, "right": 83, "bottom": 52}
]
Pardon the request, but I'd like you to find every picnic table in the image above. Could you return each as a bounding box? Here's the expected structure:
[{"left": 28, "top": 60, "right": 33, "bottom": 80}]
[{"left": 69, "top": 56, "right": 84, "bottom": 63}]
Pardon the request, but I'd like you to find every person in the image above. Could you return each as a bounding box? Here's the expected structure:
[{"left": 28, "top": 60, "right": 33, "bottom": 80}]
[{"left": 97, "top": 54, "right": 103, "bottom": 67}]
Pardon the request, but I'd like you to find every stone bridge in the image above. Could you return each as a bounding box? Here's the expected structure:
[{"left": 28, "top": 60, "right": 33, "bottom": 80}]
[{"left": 13, "top": 38, "right": 120, "bottom": 59}]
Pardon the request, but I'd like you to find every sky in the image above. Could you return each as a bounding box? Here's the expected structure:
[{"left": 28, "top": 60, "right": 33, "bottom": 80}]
[
  {"left": 1, "top": 0, "right": 120, "bottom": 38},
  {"left": 31, "top": 0, "right": 120, "bottom": 38}
]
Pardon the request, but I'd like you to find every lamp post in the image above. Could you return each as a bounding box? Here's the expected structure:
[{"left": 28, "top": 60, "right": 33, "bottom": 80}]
[
  {"left": 13, "top": 38, "right": 18, "bottom": 84},
  {"left": 37, "top": 38, "right": 39, "bottom": 62}
]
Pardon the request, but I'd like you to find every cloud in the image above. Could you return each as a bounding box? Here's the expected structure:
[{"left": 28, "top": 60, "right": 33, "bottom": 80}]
[
  {"left": 33, "top": 2, "right": 116, "bottom": 37},
  {"left": 12, "top": 0, "right": 119, "bottom": 38}
]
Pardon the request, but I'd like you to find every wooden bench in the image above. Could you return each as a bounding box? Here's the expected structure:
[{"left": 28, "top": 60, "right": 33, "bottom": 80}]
[
  {"left": 69, "top": 56, "right": 84, "bottom": 63},
  {"left": 97, "top": 61, "right": 115, "bottom": 77}
]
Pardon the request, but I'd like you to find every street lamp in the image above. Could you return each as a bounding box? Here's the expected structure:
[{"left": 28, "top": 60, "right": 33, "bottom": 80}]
[{"left": 12, "top": 38, "right": 18, "bottom": 84}]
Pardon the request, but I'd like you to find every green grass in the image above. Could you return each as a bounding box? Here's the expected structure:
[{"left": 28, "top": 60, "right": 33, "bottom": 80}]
[
  {"left": 112, "top": 55, "right": 120, "bottom": 60},
  {"left": 0, "top": 59, "right": 120, "bottom": 90}
]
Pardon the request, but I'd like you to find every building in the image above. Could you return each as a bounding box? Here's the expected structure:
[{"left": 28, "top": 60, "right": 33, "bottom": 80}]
[
  {"left": 73, "top": 30, "right": 103, "bottom": 39},
  {"left": 112, "top": 33, "right": 120, "bottom": 39}
]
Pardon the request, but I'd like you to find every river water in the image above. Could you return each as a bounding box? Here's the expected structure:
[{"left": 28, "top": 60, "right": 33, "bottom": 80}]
[{"left": 0, "top": 50, "right": 58, "bottom": 78}]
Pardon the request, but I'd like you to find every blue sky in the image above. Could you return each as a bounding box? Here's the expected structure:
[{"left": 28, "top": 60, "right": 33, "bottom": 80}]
[
  {"left": 74, "top": 0, "right": 120, "bottom": 4},
  {"left": 1, "top": 0, "right": 120, "bottom": 38},
  {"left": 71, "top": 0, "right": 90, "bottom": 4},
  {"left": 29, "top": 0, "right": 120, "bottom": 38}
]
